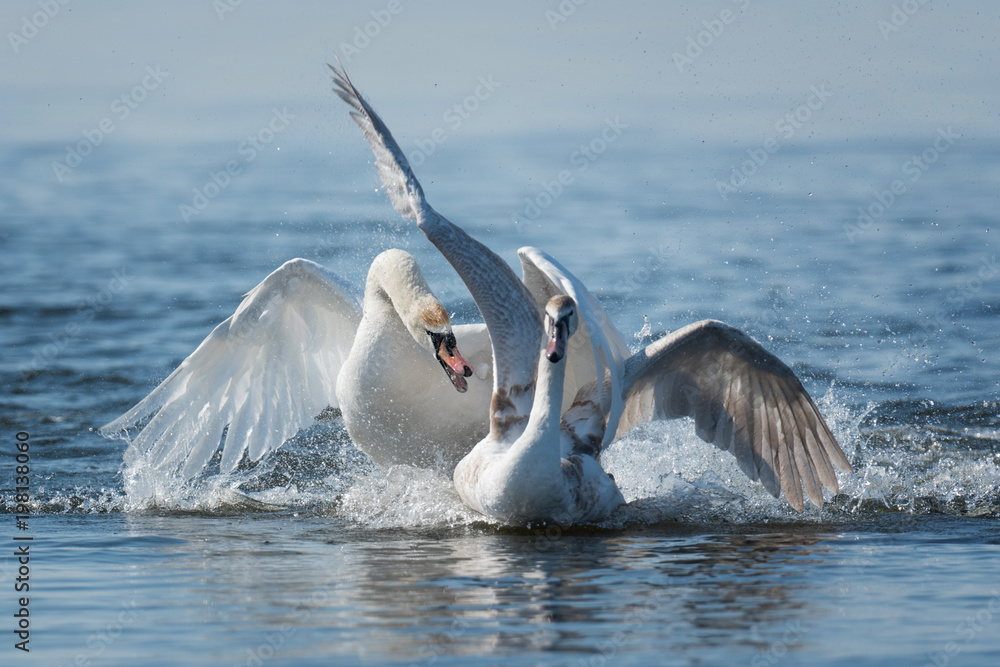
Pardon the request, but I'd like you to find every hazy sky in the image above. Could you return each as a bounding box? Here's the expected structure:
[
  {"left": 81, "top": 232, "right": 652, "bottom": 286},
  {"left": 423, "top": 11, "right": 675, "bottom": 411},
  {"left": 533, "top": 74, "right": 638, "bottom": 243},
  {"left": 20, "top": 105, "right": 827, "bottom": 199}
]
[{"left": 1, "top": 1, "right": 998, "bottom": 147}]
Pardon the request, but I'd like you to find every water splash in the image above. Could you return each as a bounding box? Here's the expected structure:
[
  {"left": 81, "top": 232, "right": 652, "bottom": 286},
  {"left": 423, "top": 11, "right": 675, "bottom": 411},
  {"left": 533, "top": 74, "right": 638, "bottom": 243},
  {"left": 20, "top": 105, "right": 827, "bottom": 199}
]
[
  {"left": 631, "top": 315, "right": 654, "bottom": 353},
  {"left": 338, "top": 465, "right": 479, "bottom": 529},
  {"left": 9, "top": 390, "right": 997, "bottom": 524}
]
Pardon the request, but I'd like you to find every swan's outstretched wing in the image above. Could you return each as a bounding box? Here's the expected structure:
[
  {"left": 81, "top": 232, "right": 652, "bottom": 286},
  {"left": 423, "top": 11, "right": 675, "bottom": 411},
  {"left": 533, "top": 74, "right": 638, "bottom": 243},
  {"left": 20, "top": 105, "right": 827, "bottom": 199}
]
[
  {"left": 101, "top": 259, "right": 362, "bottom": 478},
  {"left": 328, "top": 60, "right": 424, "bottom": 222},
  {"left": 518, "top": 247, "right": 629, "bottom": 432},
  {"left": 618, "top": 320, "right": 851, "bottom": 511},
  {"left": 330, "top": 61, "right": 541, "bottom": 434}
]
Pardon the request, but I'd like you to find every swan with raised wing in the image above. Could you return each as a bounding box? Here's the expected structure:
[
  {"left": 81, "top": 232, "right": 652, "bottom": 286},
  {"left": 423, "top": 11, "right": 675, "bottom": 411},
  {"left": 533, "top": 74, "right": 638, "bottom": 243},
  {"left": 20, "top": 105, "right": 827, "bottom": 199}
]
[
  {"left": 102, "top": 249, "right": 492, "bottom": 476},
  {"left": 330, "top": 62, "right": 853, "bottom": 521}
]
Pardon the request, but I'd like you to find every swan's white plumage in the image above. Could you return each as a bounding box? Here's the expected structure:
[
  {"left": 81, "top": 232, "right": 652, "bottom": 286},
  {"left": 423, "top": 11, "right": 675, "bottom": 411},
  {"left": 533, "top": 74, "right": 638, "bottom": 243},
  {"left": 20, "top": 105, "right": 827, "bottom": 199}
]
[
  {"left": 517, "top": 247, "right": 629, "bottom": 429},
  {"left": 104, "top": 258, "right": 361, "bottom": 476},
  {"left": 454, "top": 297, "right": 625, "bottom": 524},
  {"left": 335, "top": 250, "right": 494, "bottom": 469},
  {"left": 103, "top": 252, "right": 495, "bottom": 477},
  {"left": 330, "top": 61, "right": 853, "bottom": 519},
  {"left": 330, "top": 63, "right": 620, "bottom": 439}
]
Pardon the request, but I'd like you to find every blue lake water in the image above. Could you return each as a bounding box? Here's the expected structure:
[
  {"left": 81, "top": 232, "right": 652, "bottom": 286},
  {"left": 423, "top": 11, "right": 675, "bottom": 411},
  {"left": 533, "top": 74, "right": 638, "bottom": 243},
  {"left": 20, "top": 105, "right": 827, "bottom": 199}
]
[{"left": 2, "top": 120, "right": 999, "bottom": 666}]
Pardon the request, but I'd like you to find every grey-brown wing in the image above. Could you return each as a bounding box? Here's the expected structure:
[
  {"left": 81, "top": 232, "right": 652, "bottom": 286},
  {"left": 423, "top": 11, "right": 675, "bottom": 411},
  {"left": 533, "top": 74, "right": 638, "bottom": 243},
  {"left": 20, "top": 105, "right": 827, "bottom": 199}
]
[
  {"left": 618, "top": 320, "right": 851, "bottom": 511},
  {"left": 329, "top": 60, "right": 541, "bottom": 432},
  {"left": 329, "top": 59, "right": 424, "bottom": 221}
]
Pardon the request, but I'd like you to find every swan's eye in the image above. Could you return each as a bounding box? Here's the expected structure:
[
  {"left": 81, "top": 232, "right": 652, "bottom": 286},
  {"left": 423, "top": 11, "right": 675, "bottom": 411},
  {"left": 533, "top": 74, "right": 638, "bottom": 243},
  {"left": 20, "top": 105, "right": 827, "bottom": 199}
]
[
  {"left": 427, "top": 330, "right": 443, "bottom": 350},
  {"left": 428, "top": 330, "right": 458, "bottom": 351}
]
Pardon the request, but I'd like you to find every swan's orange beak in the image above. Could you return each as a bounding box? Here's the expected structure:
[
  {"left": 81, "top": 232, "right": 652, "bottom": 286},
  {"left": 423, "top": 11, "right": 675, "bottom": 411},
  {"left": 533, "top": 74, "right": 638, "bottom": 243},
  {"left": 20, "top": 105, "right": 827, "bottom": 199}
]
[{"left": 433, "top": 333, "right": 473, "bottom": 393}]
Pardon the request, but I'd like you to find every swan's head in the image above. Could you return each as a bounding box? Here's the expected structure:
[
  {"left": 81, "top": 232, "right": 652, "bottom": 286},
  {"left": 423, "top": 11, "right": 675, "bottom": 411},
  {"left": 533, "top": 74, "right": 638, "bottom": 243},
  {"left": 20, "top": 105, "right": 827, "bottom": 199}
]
[
  {"left": 424, "top": 319, "right": 474, "bottom": 393},
  {"left": 369, "top": 249, "right": 474, "bottom": 392},
  {"left": 412, "top": 298, "right": 473, "bottom": 393},
  {"left": 544, "top": 295, "right": 578, "bottom": 364}
]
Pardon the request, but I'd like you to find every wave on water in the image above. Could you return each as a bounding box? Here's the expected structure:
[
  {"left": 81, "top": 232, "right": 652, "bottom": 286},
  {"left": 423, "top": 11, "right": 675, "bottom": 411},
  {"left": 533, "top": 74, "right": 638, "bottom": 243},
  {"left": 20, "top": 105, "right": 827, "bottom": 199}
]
[
  {"left": 10, "top": 389, "right": 997, "bottom": 526},
  {"left": 602, "top": 391, "right": 1000, "bottom": 524}
]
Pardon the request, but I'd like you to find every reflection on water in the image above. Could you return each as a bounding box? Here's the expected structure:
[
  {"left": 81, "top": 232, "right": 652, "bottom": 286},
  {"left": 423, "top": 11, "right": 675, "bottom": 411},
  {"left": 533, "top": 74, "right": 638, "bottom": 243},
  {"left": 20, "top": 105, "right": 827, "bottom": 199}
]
[
  {"left": 29, "top": 512, "right": 1000, "bottom": 666},
  {"left": 114, "top": 514, "right": 839, "bottom": 663}
]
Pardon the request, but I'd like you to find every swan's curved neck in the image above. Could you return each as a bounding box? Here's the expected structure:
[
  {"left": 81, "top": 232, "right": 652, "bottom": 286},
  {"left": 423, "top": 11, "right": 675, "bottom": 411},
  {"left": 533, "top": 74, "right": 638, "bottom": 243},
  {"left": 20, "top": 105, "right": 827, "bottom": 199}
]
[
  {"left": 418, "top": 213, "right": 541, "bottom": 391},
  {"left": 512, "top": 348, "right": 566, "bottom": 469},
  {"left": 363, "top": 250, "right": 447, "bottom": 344}
]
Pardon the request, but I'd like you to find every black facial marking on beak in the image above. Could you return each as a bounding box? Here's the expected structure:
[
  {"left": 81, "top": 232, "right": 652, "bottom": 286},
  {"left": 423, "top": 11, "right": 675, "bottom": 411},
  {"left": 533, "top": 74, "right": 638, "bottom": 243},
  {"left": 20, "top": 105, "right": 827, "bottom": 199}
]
[
  {"left": 545, "top": 318, "right": 569, "bottom": 363},
  {"left": 428, "top": 330, "right": 473, "bottom": 392}
]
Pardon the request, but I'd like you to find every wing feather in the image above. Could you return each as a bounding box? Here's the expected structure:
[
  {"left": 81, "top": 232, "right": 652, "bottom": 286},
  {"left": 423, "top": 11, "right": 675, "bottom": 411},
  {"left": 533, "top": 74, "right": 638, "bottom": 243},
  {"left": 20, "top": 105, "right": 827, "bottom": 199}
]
[
  {"left": 749, "top": 372, "right": 776, "bottom": 493},
  {"left": 330, "top": 60, "right": 541, "bottom": 408},
  {"left": 103, "top": 258, "right": 362, "bottom": 479},
  {"left": 329, "top": 60, "right": 424, "bottom": 221},
  {"left": 618, "top": 319, "right": 850, "bottom": 510},
  {"left": 784, "top": 381, "right": 837, "bottom": 492}
]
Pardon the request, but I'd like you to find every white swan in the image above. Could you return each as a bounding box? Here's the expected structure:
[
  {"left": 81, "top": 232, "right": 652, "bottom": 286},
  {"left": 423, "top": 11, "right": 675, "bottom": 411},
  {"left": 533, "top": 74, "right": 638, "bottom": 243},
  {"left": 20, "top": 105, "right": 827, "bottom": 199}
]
[
  {"left": 330, "top": 62, "right": 852, "bottom": 520},
  {"left": 456, "top": 293, "right": 856, "bottom": 523},
  {"left": 455, "top": 295, "right": 625, "bottom": 524},
  {"left": 102, "top": 249, "right": 493, "bottom": 475}
]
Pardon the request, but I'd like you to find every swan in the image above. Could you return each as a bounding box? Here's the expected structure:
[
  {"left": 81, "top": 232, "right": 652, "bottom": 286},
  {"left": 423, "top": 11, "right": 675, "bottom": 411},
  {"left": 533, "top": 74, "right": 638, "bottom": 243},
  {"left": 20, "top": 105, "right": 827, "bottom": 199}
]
[
  {"left": 330, "top": 62, "right": 853, "bottom": 519},
  {"left": 457, "top": 293, "right": 855, "bottom": 524},
  {"left": 455, "top": 295, "right": 625, "bottom": 524},
  {"left": 101, "top": 249, "right": 493, "bottom": 476}
]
